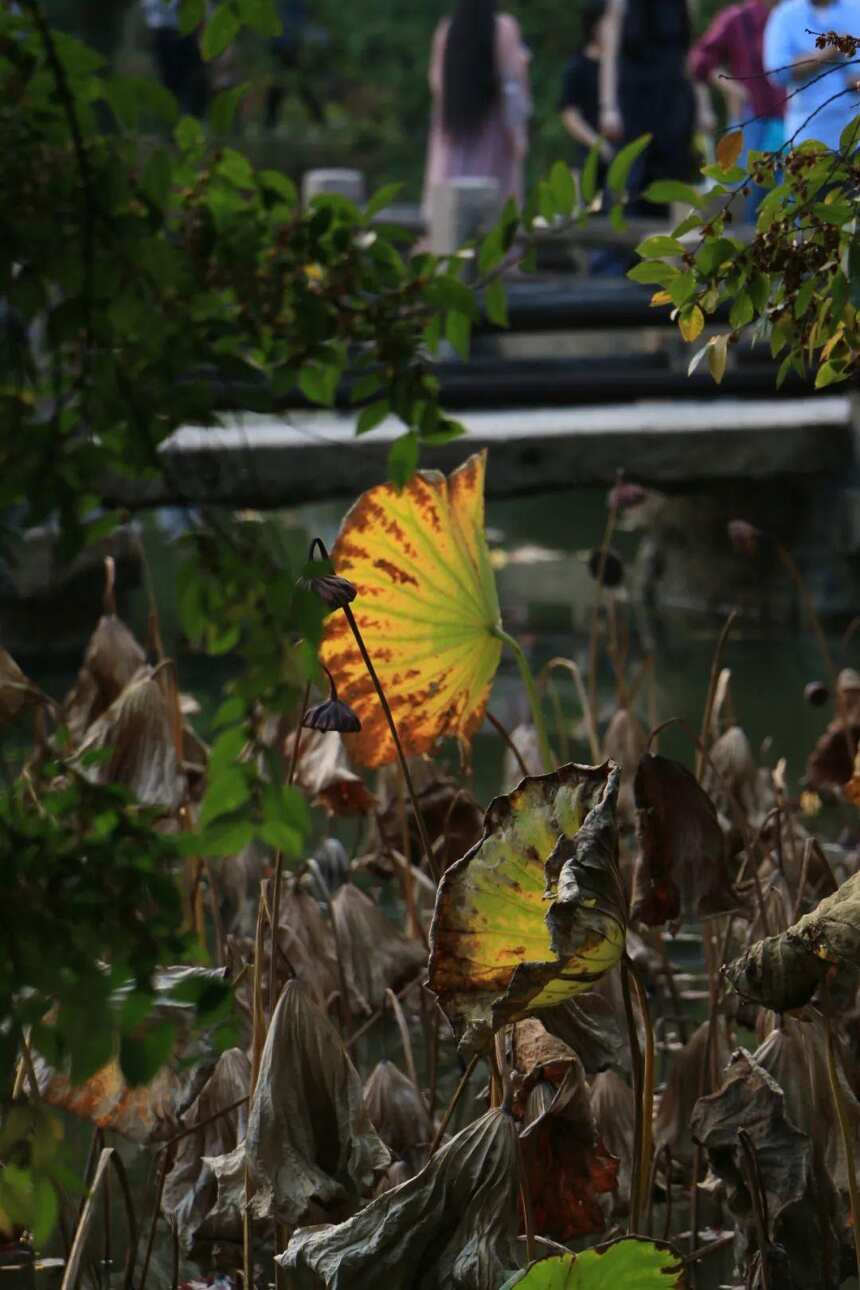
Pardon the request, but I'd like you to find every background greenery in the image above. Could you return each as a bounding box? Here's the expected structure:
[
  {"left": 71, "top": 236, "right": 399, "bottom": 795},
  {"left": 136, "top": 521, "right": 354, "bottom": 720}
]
[{"left": 43, "top": 0, "right": 731, "bottom": 197}]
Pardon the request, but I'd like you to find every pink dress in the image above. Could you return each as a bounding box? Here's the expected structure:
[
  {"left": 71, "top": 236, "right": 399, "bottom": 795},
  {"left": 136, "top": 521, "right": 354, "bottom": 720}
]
[{"left": 422, "top": 12, "right": 531, "bottom": 215}]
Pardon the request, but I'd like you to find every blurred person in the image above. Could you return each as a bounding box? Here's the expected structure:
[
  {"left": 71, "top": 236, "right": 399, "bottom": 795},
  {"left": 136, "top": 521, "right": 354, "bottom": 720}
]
[
  {"left": 599, "top": 0, "right": 698, "bottom": 214},
  {"left": 422, "top": 0, "right": 531, "bottom": 214},
  {"left": 141, "top": 0, "right": 208, "bottom": 118},
  {"left": 764, "top": 0, "right": 860, "bottom": 151},
  {"left": 690, "top": 0, "right": 784, "bottom": 220},
  {"left": 559, "top": 0, "right": 614, "bottom": 181}
]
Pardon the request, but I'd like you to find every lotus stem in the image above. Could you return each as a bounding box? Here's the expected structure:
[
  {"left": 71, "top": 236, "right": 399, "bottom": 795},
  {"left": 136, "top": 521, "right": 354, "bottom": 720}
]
[
  {"left": 427, "top": 1053, "right": 480, "bottom": 1160},
  {"left": 696, "top": 609, "right": 738, "bottom": 781},
  {"left": 287, "top": 681, "right": 311, "bottom": 787},
  {"left": 823, "top": 984, "right": 860, "bottom": 1285},
  {"left": 540, "top": 657, "right": 600, "bottom": 764},
  {"left": 774, "top": 542, "right": 836, "bottom": 686},
  {"left": 623, "top": 954, "right": 654, "bottom": 1234},
  {"left": 493, "top": 627, "right": 553, "bottom": 772},
  {"left": 621, "top": 956, "right": 645, "bottom": 1232},
  {"left": 737, "top": 1128, "right": 772, "bottom": 1290},
  {"left": 269, "top": 852, "right": 284, "bottom": 1021},
  {"left": 486, "top": 709, "right": 530, "bottom": 780},
  {"left": 587, "top": 503, "right": 618, "bottom": 722},
  {"left": 138, "top": 1144, "right": 173, "bottom": 1290}
]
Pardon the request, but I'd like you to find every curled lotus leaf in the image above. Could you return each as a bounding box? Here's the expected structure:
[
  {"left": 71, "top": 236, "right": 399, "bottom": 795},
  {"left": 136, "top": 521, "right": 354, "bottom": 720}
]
[
  {"left": 724, "top": 868, "right": 860, "bottom": 1011},
  {"left": 277, "top": 1107, "right": 520, "bottom": 1290},
  {"left": 501, "top": 1237, "right": 687, "bottom": 1288},
  {"left": 428, "top": 763, "right": 625, "bottom": 1053},
  {"left": 319, "top": 451, "right": 502, "bottom": 768}
]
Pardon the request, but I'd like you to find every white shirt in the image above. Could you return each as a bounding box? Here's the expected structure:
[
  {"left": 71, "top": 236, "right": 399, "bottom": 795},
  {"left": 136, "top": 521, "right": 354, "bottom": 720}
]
[{"left": 140, "top": 0, "right": 181, "bottom": 30}]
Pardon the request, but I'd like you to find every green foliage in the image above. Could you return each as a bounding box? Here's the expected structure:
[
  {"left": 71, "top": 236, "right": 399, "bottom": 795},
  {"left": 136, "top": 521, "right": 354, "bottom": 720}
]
[{"left": 627, "top": 120, "right": 860, "bottom": 386}]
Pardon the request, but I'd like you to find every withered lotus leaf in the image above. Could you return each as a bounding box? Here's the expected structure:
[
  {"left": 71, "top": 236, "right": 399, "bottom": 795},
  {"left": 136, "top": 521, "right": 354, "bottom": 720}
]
[
  {"left": 589, "top": 1071, "right": 637, "bottom": 1214},
  {"left": 512, "top": 1018, "right": 579, "bottom": 1088},
  {"left": 64, "top": 611, "right": 147, "bottom": 742},
  {"left": 631, "top": 753, "right": 739, "bottom": 926},
  {"left": 501, "top": 1237, "right": 686, "bottom": 1288},
  {"left": 277, "top": 1107, "right": 521, "bottom": 1289},
  {"left": 724, "top": 869, "right": 860, "bottom": 1011},
  {"left": 331, "top": 883, "right": 426, "bottom": 1015},
  {"left": 0, "top": 647, "right": 40, "bottom": 726},
  {"left": 519, "top": 1061, "right": 619, "bottom": 1242},
  {"left": 285, "top": 726, "right": 376, "bottom": 817},
  {"left": 73, "top": 671, "right": 185, "bottom": 810},
  {"left": 690, "top": 1049, "right": 844, "bottom": 1288},
  {"left": 244, "top": 981, "right": 390, "bottom": 1224},
  {"left": 535, "top": 971, "right": 628, "bottom": 1076},
  {"left": 162, "top": 1047, "right": 250, "bottom": 1252},
  {"left": 653, "top": 1021, "right": 731, "bottom": 1166},
  {"left": 363, "top": 1060, "right": 431, "bottom": 1168},
  {"left": 319, "top": 451, "right": 502, "bottom": 768},
  {"left": 428, "top": 763, "right": 625, "bottom": 1053}
]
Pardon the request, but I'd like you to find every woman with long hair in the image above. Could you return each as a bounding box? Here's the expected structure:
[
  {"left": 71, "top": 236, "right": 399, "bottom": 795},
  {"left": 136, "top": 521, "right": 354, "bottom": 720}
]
[{"left": 423, "top": 0, "right": 530, "bottom": 214}]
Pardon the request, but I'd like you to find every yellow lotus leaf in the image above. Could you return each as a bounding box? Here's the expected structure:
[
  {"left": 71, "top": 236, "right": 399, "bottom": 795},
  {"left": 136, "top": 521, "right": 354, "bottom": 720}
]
[
  {"left": 320, "top": 451, "right": 502, "bottom": 768},
  {"left": 428, "top": 762, "right": 625, "bottom": 1053}
]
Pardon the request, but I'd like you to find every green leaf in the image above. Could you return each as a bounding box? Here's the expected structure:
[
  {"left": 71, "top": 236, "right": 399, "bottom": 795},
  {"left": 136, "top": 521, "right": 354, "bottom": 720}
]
[
  {"left": 260, "top": 169, "right": 298, "bottom": 203},
  {"left": 119, "top": 1022, "right": 176, "bottom": 1087},
  {"left": 581, "top": 141, "right": 601, "bottom": 206},
  {"left": 200, "top": 768, "right": 250, "bottom": 826},
  {"left": 209, "top": 727, "right": 247, "bottom": 777},
  {"left": 668, "top": 272, "right": 696, "bottom": 308},
  {"left": 364, "top": 182, "right": 402, "bottom": 219},
  {"left": 298, "top": 361, "right": 340, "bottom": 406},
  {"left": 502, "top": 1237, "right": 685, "bottom": 1288},
  {"left": 815, "top": 361, "right": 846, "bottom": 389},
  {"left": 218, "top": 148, "right": 254, "bottom": 188},
  {"left": 729, "top": 291, "right": 754, "bottom": 329},
  {"left": 238, "top": 0, "right": 281, "bottom": 34},
  {"left": 627, "top": 261, "right": 678, "bottom": 286},
  {"left": 695, "top": 237, "right": 737, "bottom": 276},
  {"left": 445, "top": 308, "right": 471, "bottom": 360},
  {"left": 387, "top": 431, "right": 420, "bottom": 488},
  {"left": 179, "top": 0, "right": 206, "bottom": 33},
  {"left": 356, "top": 400, "right": 390, "bottom": 436},
  {"left": 643, "top": 179, "right": 705, "bottom": 209},
  {"left": 548, "top": 160, "right": 576, "bottom": 216},
  {"left": 210, "top": 83, "right": 249, "bottom": 134},
  {"left": 484, "top": 277, "right": 508, "bottom": 327},
  {"left": 607, "top": 133, "right": 652, "bottom": 195},
  {"left": 31, "top": 1177, "right": 59, "bottom": 1247},
  {"left": 198, "top": 818, "right": 255, "bottom": 856},
  {"left": 202, "top": 3, "right": 241, "bottom": 60},
  {"left": 142, "top": 149, "right": 172, "bottom": 210},
  {"left": 636, "top": 235, "right": 686, "bottom": 260}
]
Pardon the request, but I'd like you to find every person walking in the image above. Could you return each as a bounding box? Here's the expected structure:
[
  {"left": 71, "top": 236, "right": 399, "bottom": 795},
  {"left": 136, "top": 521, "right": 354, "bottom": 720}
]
[
  {"left": 764, "top": 0, "right": 860, "bottom": 151},
  {"left": 599, "top": 0, "right": 698, "bottom": 214},
  {"left": 140, "top": 0, "right": 208, "bottom": 119},
  {"left": 422, "top": 0, "right": 531, "bottom": 215},
  {"left": 559, "top": 0, "right": 614, "bottom": 182},
  {"left": 690, "top": 0, "right": 784, "bottom": 220}
]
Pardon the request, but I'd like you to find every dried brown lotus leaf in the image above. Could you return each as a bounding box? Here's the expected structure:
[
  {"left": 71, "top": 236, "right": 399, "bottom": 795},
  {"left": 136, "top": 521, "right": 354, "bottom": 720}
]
[
  {"left": 363, "top": 1060, "right": 430, "bottom": 1167},
  {"left": 806, "top": 719, "right": 860, "bottom": 796},
  {"left": 653, "top": 1021, "right": 731, "bottom": 1166},
  {"left": 74, "top": 671, "right": 185, "bottom": 809},
  {"left": 512, "top": 1018, "right": 578, "bottom": 1087},
  {"left": 725, "top": 869, "right": 860, "bottom": 1012},
  {"left": 285, "top": 726, "right": 376, "bottom": 817},
  {"left": 0, "top": 647, "right": 40, "bottom": 726},
  {"left": 331, "top": 883, "right": 426, "bottom": 1015},
  {"left": 244, "top": 981, "right": 389, "bottom": 1225},
  {"left": 590, "top": 1069, "right": 636, "bottom": 1215},
  {"left": 277, "top": 1107, "right": 521, "bottom": 1290},
  {"left": 377, "top": 758, "right": 483, "bottom": 876},
  {"left": 429, "top": 764, "right": 625, "bottom": 1054},
  {"left": 602, "top": 707, "right": 648, "bottom": 820},
  {"left": 519, "top": 1061, "right": 619, "bottom": 1242},
  {"left": 162, "top": 1047, "right": 250, "bottom": 1252},
  {"left": 690, "top": 1049, "right": 845, "bottom": 1289},
  {"left": 64, "top": 613, "right": 147, "bottom": 742},
  {"left": 535, "top": 968, "right": 628, "bottom": 1076},
  {"left": 631, "top": 753, "right": 739, "bottom": 927}
]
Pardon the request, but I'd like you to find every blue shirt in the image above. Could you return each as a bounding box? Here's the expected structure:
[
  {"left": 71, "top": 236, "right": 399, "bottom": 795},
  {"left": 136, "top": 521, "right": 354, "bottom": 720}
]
[{"left": 764, "top": 0, "right": 860, "bottom": 149}]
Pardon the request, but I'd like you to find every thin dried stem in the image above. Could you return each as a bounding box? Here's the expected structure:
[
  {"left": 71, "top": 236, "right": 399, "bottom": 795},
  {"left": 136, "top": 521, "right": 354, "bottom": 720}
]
[
  {"left": 486, "top": 709, "right": 530, "bottom": 780},
  {"left": 621, "top": 956, "right": 645, "bottom": 1232},
  {"left": 540, "top": 657, "right": 600, "bottom": 763},
  {"left": 625, "top": 956, "right": 654, "bottom": 1235},
  {"left": 268, "top": 852, "right": 284, "bottom": 1020},
  {"left": 426, "top": 1054, "right": 480, "bottom": 1160},
  {"left": 737, "top": 1128, "right": 772, "bottom": 1290},
  {"left": 697, "top": 609, "right": 738, "bottom": 780},
  {"left": 587, "top": 503, "right": 618, "bottom": 722},
  {"left": 823, "top": 983, "right": 860, "bottom": 1285}
]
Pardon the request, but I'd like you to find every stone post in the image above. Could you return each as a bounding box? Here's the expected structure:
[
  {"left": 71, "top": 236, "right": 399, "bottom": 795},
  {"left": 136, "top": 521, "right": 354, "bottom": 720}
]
[
  {"left": 428, "top": 177, "right": 501, "bottom": 256},
  {"left": 301, "top": 169, "right": 366, "bottom": 206}
]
